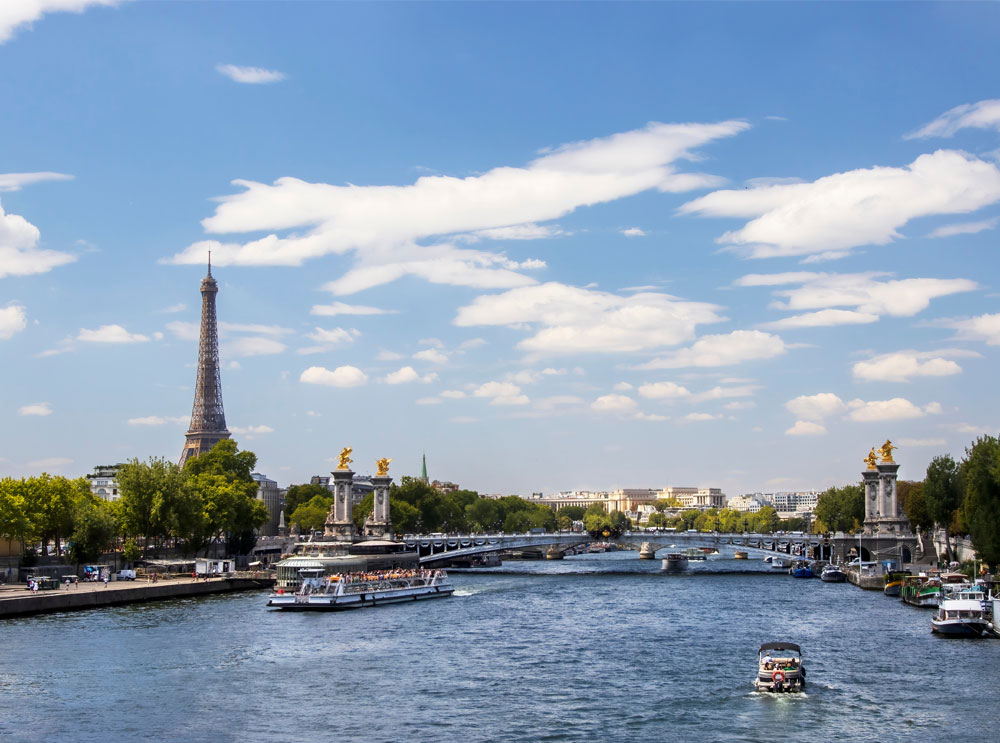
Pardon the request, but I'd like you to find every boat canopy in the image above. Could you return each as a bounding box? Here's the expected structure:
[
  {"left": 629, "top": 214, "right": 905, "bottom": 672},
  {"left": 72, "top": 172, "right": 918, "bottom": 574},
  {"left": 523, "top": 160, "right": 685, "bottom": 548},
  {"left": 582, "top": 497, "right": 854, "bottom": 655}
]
[{"left": 759, "top": 642, "right": 801, "bottom": 654}]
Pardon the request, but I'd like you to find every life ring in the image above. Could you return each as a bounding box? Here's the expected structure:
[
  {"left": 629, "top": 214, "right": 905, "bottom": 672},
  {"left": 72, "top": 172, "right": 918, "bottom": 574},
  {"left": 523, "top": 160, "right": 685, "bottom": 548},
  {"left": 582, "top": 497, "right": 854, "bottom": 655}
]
[{"left": 772, "top": 670, "right": 785, "bottom": 684}]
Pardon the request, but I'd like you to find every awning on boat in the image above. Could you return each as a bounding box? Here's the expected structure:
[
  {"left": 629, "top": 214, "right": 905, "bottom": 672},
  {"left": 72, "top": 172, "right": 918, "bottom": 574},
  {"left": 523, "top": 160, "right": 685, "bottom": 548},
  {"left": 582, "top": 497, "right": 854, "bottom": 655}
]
[{"left": 759, "top": 641, "right": 801, "bottom": 654}]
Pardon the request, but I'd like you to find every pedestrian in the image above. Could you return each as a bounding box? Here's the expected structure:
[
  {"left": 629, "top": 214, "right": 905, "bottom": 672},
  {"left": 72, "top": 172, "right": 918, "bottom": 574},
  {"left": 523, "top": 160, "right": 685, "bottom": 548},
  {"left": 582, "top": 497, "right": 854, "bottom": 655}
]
[{"left": 103, "top": 575, "right": 108, "bottom": 588}]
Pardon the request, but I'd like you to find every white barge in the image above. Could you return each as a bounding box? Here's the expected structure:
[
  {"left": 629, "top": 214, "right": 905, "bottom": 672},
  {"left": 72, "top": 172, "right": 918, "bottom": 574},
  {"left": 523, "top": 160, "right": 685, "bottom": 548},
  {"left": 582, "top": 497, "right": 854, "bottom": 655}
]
[{"left": 267, "top": 568, "right": 454, "bottom": 611}]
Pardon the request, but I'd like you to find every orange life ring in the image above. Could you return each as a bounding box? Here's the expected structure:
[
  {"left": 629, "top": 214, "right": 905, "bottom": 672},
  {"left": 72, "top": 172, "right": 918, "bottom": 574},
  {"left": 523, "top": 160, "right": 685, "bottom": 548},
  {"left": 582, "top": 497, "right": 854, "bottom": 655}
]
[{"left": 772, "top": 670, "right": 785, "bottom": 684}]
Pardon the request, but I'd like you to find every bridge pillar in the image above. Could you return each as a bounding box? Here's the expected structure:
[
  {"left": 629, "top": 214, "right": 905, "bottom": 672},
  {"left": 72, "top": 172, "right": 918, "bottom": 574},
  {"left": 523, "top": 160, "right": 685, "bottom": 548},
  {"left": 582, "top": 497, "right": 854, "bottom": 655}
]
[
  {"left": 324, "top": 467, "right": 355, "bottom": 542},
  {"left": 638, "top": 542, "right": 657, "bottom": 560},
  {"left": 545, "top": 545, "right": 565, "bottom": 560},
  {"left": 363, "top": 475, "right": 392, "bottom": 539}
]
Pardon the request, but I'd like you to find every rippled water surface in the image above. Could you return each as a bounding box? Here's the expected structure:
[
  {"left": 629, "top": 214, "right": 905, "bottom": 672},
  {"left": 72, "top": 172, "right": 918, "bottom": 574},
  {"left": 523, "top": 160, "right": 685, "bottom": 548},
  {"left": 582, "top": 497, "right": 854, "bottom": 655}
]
[{"left": 3, "top": 552, "right": 998, "bottom": 743}]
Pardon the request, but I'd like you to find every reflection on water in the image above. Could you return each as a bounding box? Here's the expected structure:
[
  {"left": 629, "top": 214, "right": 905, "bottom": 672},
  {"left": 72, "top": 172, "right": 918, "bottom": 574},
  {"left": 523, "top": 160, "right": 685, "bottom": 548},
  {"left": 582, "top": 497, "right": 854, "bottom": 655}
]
[{"left": 2, "top": 551, "right": 998, "bottom": 743}]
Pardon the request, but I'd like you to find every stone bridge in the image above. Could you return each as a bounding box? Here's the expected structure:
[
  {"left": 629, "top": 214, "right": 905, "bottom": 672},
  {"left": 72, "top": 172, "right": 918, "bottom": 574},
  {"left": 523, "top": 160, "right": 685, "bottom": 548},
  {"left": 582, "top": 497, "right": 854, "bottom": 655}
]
[{"left": 404, "top": 531, "right": 892, "bottom": 566}]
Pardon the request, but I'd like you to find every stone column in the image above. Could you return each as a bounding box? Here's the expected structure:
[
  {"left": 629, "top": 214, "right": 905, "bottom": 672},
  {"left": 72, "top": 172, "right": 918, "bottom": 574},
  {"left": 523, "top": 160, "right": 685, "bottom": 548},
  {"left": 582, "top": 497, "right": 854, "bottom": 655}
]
[
  {"left": 364, "top": 475, "right": 393, "bottom": 539},
  {"left": 877, "top": 461, "right": 901, "bottom": 533},
  {"left": 324, "top": 468, "right": 355, "bottom": 541},
  {"left": 862, "top": 469, "right": 880, "bottom": 534}
]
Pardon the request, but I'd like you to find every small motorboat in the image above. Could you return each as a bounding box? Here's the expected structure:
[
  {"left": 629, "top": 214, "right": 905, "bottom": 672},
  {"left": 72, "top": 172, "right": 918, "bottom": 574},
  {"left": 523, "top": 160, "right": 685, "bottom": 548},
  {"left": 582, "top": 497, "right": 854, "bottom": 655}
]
[
  {"left": 734, "top": 550, "right": 749, "bottom": 560},
  {"left": 790, "top": 561, "right": 814, "bottom": 578},
  {"left": 884, "top": 571, "right": 909, "bottom": 597},
  {"left": 932, "top": 584, "right": 989, "bottom": 636},
  {"left": 821, "top": 564, "right": 848, "bottom": 583},
  {"left": 754, "top": 642, "right": 806, "bottom": 692}
]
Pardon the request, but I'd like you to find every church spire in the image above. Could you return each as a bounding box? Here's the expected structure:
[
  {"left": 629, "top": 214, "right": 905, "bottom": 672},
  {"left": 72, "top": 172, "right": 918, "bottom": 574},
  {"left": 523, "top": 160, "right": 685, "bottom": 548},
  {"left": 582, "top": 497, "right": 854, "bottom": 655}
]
[{"left": 421, "top": 453, "right": 428, "bottom": 484}]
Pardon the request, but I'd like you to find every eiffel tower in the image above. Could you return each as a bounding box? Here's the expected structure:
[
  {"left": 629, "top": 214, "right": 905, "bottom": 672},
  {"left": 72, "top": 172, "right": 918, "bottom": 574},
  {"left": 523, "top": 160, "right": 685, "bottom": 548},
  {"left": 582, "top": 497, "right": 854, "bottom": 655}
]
[{"left": 179, "top": 257, "right": 230, "bottom": 467}]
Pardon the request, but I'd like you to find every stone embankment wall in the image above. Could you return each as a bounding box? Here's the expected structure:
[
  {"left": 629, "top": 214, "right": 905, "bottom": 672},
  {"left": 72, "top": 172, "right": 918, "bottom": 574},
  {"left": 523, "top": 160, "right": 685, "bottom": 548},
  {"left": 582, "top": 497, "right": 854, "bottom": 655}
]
[{"left": 0, "top": 577, "right": 273, "bottom": 619}]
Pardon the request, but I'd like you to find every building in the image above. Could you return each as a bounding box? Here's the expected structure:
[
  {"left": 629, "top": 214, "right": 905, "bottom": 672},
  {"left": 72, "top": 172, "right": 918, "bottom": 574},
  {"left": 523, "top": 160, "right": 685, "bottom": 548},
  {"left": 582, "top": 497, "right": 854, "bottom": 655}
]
[
  {"left": 86, "top": 464, "right": 125, "bottom": 501},
  {"left": 733, "top": 491, "right": 821, "bottom": 517},
  {"left": 659, "top": 487, "right": 726, "bottom": 510},
  {"left": 179, "top": 258, "right": 231, "bottom": 467},
  {"left": 726, "top": 494, "right": 769, "bottom": 514},
  {"left": 431, "top": 480, "right": 459, "bottom": 493},
  {"left": 252, "top": 473, "right": 281, "bottom": 537}
]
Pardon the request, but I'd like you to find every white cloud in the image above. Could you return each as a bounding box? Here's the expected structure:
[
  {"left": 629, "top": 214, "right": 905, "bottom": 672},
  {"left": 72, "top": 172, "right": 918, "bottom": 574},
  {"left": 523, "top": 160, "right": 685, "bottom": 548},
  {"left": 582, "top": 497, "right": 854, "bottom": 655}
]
[
  {"left": 310, "top": 301, "right": 397, "bottom": 316},
  {"left": 0, "top": 304, "right": 27, "bottom": 339},
  {"left": 216, "top": 64, "right": 286, "bottom": 84},
  {"left": 591, "top": 394, "right": 638, "bottom": 414},
  {"left": 847, "top": 397, "right": 932, "bottom": 422},
  {"left": 449, "top": 416, "right": 479, "bottom": 424},
  {"left": 0, "top": 199, "right": 76, "bottom": 278},
  {"left": 229, "top": 424, "right": 274, "bottom": 435},
  {"left": 464, "top": 223, "right": 563, "bottom": 241},
  {"left": 413, "top": 348, "right": 448, "bottom": 364},
  {"left": 0, "top": 172, "right": 73, "bottom": 192},
  {"left": 637, "top": 381, "right": 691, "bottom": 400},
  {"left": 441, "top": 389, "right": 466, "bottom": 399},
  {"left": 534, "top": 395, "right": 585, "bottom": 411},
  {"left": 0, "top": 0, "right": 118, "bottom": 44},
  {"left": 691, "top": 384, "right": 758, "bottom": 402},
  {"left": 306, "top": 410, "right": 321, "bottom": 417},
  {"left": 127, "top": 415, "right": 188, "bottom": 426},
  {"left": 897, "top": 437, "right": 947, "bottom": 447},
  {"left": 785, "top": 392, "right": 846, "bottom": 421},
  {"left": 473, "top": 380, "right": 528, "bottom": 405},
  {"left": 927, "top": 217, "right": 998, "bottom": 239},
  {"left": 684, "top": 412, "right": 723, "bottom": 422},
  {"left": 786, "top": 420, "right": 826, "bottom": 436},
  {"left": 376, "top": 350, "right": 404, "bottom": 361},
  {"left": 415, "top": 397, "right": 441, "bottom": 405},
  {"left": 300, "top": 365, "right": 368, "bottom": 388},
  {"left": 738, "top": 271, "right": 977, "bottom": 320},
  {"left": 224, "top": 336, "right": 286, "bottom": 357},
  {"left": 637, "top": 330, "right": 786, "bottom": 369},
  {"left": 852, "top": 350, "right": 965, "bottom": 382},
  {"left": 621, "top": 227, "right": 646, "bottom": 237},
  {"left": 455, "top": 282, "right": 725, "bottom": 356},
  {"left": 613, "top": 381, "right": 633, "bottom": 391},
  {"left": 944, "top": 313, "right": 1000, "bottom": 345},
  {"left": 762, "top": 309, "right": 879, "bottom": 330},
  {"left": 157, "top": 303, "right": 186, "bottom": 314},
  {"left": 723, "top": 401, "right": 756, "bottom": 411},
  {"left": 458, "top": 337, "right": 487, "bottom": 350},
  {"left": 77, "top": 324, "right": 150, "bottom": 343},
  {"left": 298, "top": 326, "right": 359, "bottom": 354},
  {"left": 419, "top": 337, "right": 444, "bottom": 348},
  {"left": 907, "top": 99, "right": 1000, "bottom": 139},
  {"left": 634, "top": 412, "right": 669, "bottom": 421},
  {"left": 384, "top": 366, "right": 438, "bottom": 385},
  {"left": 680, "top": 150, "right": 1000, "bottom": 259},
  {"left": 19, "top": 402, "right": 52, "bottom": 416},
  {"left": 165, "top": 120, "right": 749, "bottom": 295}
]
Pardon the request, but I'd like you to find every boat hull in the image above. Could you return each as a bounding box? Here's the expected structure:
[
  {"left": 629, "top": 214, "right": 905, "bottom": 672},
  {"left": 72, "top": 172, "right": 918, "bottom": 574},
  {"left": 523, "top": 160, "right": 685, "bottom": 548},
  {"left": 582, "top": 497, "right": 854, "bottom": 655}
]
[
  {"left": 931, "top": 619, "right": 988, "bottom": 636},
  {"left": 268, "top": 584, "right": 454, "bottom": 611}
]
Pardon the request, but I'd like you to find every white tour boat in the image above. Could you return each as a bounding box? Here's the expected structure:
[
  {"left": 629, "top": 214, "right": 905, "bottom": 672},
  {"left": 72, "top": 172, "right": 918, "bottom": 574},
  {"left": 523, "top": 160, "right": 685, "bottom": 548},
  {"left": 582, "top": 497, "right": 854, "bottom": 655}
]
[
  {"left": 931, "top": 583, "right": 989, "bottom": 637},
  {"left": 267, "top": 568, "right": 454, "bottom": 611},
  {"left": 754, "top": 641, "right": 806, "bottom": 693},
  {"left": 662, "top": 553, "right": 688, "bottom": 571}
]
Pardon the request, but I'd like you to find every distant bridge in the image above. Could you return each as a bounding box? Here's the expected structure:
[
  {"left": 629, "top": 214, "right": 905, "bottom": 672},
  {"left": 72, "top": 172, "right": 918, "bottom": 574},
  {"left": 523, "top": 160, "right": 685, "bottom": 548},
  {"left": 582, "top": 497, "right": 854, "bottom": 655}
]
[{"left": 406, "top": 531, "right": 858, "bottom": 566}]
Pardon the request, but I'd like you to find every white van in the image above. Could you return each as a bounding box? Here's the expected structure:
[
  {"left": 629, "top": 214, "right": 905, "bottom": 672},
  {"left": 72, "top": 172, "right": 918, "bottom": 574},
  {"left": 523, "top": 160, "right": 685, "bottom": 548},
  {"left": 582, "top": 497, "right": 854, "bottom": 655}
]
[{"left": 116, "top": 569, "right": 136, "bottom": 581}]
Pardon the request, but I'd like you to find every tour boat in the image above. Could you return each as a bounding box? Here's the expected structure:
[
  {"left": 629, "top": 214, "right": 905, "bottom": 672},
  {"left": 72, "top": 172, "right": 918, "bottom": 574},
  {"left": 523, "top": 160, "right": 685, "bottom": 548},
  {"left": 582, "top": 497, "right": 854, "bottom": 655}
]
[
  {"left": 754, "top": 642, "right": 806, "bottom": 693},
  {"left": 771, "top": 557, "right": 792, "bottom": 570},
  {"left": 932, "top": 584, "right": 989, "bottom": 636},
  {"left": 790, "top": 561, "right": 814, "bottom": 578},
  {"left": 267, "top": 568, "right": 454, "bottom": 611},
  {"left": 820, "top": 564, "right": 848, "bottom": 583},
  {"left": 662, "top": 553, "right": 688, "bottom": 571}
]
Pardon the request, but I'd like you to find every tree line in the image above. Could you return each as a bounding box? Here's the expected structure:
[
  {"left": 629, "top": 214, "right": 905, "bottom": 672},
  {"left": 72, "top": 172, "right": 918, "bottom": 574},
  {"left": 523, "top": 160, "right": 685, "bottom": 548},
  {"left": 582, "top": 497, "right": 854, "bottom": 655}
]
[
  {"left": 813, "top": 435, "right": 1000, "bottom": 566},
  {"left": 0, "top": 440, "right": 267, "bottom": 566}
]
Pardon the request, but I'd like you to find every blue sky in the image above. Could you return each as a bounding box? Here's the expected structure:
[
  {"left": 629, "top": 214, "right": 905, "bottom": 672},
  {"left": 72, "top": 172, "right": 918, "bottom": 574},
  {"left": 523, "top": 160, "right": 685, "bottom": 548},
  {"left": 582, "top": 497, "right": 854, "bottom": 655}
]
[{"left": 2, "top": 1, "right": 1000, "bottom": 497}]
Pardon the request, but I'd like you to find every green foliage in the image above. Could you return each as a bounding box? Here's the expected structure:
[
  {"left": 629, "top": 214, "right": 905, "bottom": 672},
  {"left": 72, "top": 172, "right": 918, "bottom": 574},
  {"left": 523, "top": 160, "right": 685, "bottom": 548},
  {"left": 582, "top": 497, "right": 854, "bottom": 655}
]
[
  {"left": 924, "top": 454, "right": 962, "bottom": 561},
  {"left": 559, "top": 506, "right": 586, "bottom": 521},
  {"left": 961, "top": 435, "right": 1000, "bottom": 567},
  {"left": 584, "top": 508, "right": 628, "bottom": 538},
  {"left": 814, "top": 485, "right": 863, "bottom": 533},
  {"left": 647, "top": 512, "right": 670, "bottom": 528},
  {"left": 898, "top": 480, "right": 932, "bottom": 533},
  {"left": 118, "top": 456, "right": 185, "bottom": 555},
  {"left": 69, "top": 499, "right": 117, "bottom": 564},
  {"left": 122, "top": 539, "right": 141, "bottom": 564},
  {"left": 284, "top": 483, "right": 331, "bottom": 523},
  {"left": 292, "top": 494, "right": 334, "bottom": 532},
  {"left": 352, "top": 493, "right": 374, "bottom": 531},
  {"left": 465, "top": 498, "right": 500, "bottom": 532}
]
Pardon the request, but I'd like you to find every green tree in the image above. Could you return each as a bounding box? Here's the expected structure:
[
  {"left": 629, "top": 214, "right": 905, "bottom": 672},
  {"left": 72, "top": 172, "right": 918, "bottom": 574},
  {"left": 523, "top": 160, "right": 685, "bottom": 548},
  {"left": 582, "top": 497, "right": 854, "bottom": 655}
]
[
  {"left": 960, "top": 435, "right": 1000, "bottom": 567},
  {"left": 292, "top": 494, "right": 334, "bottom": 532},
  {"left": 924, "top": 454, "right": 962, "bottom": 562},
  {"left": 0, "top": 478, "right": 32, "bottom": 556},
  {"left": 813, "top": 485, "right": 863, "bottom": 533},
  {"left": 23, "top": 474, "right": 89, "bottom": 556},
  {"left": 283, "top": 483, "right": 331, "bottom": 523},
  {"left": 465, "top": 498, "right": 500, "bottom": 532},
  {"left": 717, "top": 508, "right": 741, "bottom": 533},
  {"left": 69, "top": 499, "right": 117, "bottom": 565},
  {"left": 680, "top": 509, "right": 701, "bottom": 530},
  {"left": 390, "top": 499, "right": 422, "bottom": 535},
  {"left": 118, "top": 456, "right": 185, "bottom": 556},
  {"left": 898, "top": 480, "right": 932, "bottom": 533},
  {"left": 559, "top": 505, "right": 586, "bottom": 521}
]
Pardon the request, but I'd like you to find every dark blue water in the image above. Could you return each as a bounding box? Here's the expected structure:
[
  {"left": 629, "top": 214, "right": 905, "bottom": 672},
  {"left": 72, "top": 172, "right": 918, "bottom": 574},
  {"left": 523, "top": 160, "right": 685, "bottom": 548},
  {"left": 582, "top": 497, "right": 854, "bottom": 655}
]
[{"left": 2, "top": 551, "right": 998, "bottom": 743}]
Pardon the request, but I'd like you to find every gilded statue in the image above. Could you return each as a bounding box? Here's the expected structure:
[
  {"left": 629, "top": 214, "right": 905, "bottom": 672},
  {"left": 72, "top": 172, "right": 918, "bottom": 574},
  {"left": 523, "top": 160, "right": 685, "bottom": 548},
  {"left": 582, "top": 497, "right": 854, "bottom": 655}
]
[
  {"left": 336, "top": 446, "right": 353, "bottom": 470},
  {"left": 376, "top": 457, "right": 392, "bottom": 476},
  {"left": 864, "top": 448, "right": 878, "bottom": 470},
  {"left": 878, "top": 439, "right": 897, "bottom": 464}
]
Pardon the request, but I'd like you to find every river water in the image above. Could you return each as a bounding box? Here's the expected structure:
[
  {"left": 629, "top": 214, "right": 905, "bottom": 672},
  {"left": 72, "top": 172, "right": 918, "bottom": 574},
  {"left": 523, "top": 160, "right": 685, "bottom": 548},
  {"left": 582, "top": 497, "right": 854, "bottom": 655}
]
[{"left": 2, "top": 551, "right": 998, "bottom": 743}]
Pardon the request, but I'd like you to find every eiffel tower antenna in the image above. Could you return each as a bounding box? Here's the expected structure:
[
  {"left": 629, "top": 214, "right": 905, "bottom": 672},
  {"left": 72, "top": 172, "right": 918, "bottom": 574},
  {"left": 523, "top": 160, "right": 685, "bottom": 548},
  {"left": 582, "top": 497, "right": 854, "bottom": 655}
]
[{"left": 179, "top": 259, "right": 230, "bottom": 466}]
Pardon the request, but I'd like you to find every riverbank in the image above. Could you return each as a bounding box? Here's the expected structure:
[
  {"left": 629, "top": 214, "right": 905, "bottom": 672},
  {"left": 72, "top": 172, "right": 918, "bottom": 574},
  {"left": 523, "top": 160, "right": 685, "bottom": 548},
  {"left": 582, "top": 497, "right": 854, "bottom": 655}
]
[{"left": 0, "top": 575, "right": 274, "bottom": 618}]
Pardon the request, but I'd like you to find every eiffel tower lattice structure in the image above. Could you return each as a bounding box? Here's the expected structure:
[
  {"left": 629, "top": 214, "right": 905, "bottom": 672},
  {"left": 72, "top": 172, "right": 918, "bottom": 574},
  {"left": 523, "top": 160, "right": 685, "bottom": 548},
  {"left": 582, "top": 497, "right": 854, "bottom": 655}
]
[{"left": 179, "top": 258, "right": 230, "bottom": 467}]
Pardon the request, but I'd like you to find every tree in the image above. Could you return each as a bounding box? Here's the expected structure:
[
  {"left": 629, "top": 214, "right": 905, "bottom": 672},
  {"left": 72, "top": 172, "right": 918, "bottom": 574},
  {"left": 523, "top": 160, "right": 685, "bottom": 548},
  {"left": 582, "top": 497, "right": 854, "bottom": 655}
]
[
  {"left": 924, "top": 454, "right": 962, "bottom": 562},
  {"left": 465, "top": 498, "right": 500, "bottom": 532},
  {"left": 961, "top": 435, "right": 1000, "bottom": 567},
  {"left": 0, "top": 478, "right": 32, "bottom": 556},
  {"left": 284, "top": 483, "right": 331, "bottom": 523},
  {"left": 813, "top": 485, "right": 863, "bottom": 533},
  {"left": 559, "top": 506, "right": 586, "bottom": 521},
  {"left": 898, "top": 480, "right": 931, "bottom": 533},
  {"left": 23, "top": 474, "right": 88, "bottom": 556},
  {"left": 69, "top": 499, "right": 117, "bottom": 565},
  {"left": 292, "top": 494, "right": 334, "bottom": 532},
  {"left": 118, "top": 456, "right": 185, "bottom": 556}
]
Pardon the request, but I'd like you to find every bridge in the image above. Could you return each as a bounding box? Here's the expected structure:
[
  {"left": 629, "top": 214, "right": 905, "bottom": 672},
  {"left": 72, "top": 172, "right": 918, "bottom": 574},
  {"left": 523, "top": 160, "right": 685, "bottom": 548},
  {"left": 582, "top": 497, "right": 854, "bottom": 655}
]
[{"left": 406, "top": 531, "right": 862, "bottom": 565}]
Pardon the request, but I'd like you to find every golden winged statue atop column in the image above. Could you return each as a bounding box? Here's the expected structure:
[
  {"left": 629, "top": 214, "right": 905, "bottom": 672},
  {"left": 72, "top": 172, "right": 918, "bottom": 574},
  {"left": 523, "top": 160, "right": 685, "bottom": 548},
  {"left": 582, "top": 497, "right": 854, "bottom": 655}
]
[
  {"left": 376, "top": 457, "right": 392, "bottom": 476},
  {"left": 877, "top": 439, "right": 897, "bottom": 464},
  {"left": 864, "top": 447, "right": 878, "bottom": 470},
  {"left": 336, "top": 446, "right": 353, "bottom": 470}
]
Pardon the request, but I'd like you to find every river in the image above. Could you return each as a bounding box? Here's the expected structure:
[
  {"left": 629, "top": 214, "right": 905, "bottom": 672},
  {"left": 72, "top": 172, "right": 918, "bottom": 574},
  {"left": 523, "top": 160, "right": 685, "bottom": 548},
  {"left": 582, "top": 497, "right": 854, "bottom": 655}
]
[{"left": 2, "top": 551, "right": 998, "bottom": 743}]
